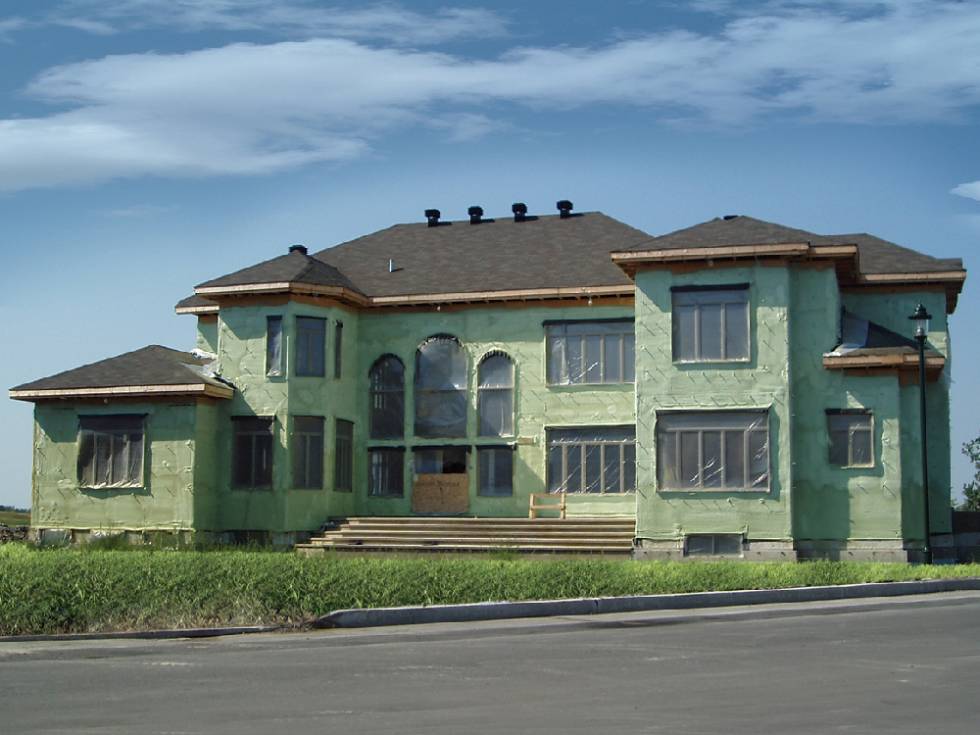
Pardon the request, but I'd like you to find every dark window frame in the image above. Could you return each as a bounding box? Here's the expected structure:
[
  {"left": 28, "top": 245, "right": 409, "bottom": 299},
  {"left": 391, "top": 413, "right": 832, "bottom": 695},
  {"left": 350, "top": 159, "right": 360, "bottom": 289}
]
[
  {"left": 671, "top": 285, "right": 750, "bottom": 363},
  {"left": 368, "top": 447, "right": 404, "bottom": 497},
  {"left": 266, "top": 315, "right": 284, "bottom": 377},
  {"left": 414, "top": 335, "right": 468, "bottom": 439},
  {"left": 295, "top": 316, "right": 326, "bottom": 377},
  {"left": 477, "top": 445, "right": 514, "bottom": 497},
  {"left": 335, "top": 419, "right": 354, "bottom": 492},
  {"left": 334, "top": 320, "right": 344, "bottom": 379},
  {"left": 369, "top": 355, "right": 405, "bottom": 439},
  {"left": 546, "top": 426, "right": 636, "bottom": 494},
  {"left": 478, "top": 352, "right": 515, "bottom": 437},
  {"left": 232, "top": 417, "right": 275, "bottom": 489},
  {"left": 291, "top": 416, "right": 324, "bottom": 489},
  {"left": 545, "top": 319, "right": 635, "bottom": 386},
  {"left": 826, "top": 410, "right": 875, "bottom": 468},
  {"left": 77, "top": 414, "right": 145, "bottom": 488}
]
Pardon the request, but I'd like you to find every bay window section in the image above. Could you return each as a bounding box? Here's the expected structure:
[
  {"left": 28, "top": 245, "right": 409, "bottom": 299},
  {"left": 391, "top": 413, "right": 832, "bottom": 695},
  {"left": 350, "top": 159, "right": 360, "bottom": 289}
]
[
  {"left": 295, "top": 316, "right": 326, "bottom": 377},
  {"left": 546, "top": 426, "right": 636, "bottom": 493},
  {"left": 672, "top": 286, "right": 749, "bottom": 362},
  {"left": 232, "top": 417, "right": 274, "bottom": 489},
  {"left": 546, "top": 320, "right": 635, "bottom": 385},
  {"left": 656, "top": 410, "right": 769, "bottom": 491}
]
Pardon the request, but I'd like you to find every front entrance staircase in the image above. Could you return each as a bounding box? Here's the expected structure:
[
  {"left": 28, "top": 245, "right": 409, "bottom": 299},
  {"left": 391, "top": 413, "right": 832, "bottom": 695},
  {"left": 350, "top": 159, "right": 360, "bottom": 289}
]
[{"left": 295, "top": 516, "right": 636, "bottom": 555}]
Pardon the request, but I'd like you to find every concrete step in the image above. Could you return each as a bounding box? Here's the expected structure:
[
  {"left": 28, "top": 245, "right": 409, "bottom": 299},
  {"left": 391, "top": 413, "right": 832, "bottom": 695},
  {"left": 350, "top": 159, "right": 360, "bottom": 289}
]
[
  {"left": 316, "top": 528, "right": 634, "bottom": 538},
  {"left": 309, "top": 535, "right": 633, "bottom": 546},
  {"left": 296, "top": 542, "right": 631, "bottom": 554}
]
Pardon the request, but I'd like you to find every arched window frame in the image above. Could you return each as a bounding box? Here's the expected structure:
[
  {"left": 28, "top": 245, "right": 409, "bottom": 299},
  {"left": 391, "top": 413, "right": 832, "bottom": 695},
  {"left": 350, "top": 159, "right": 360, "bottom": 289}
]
[
  {"left": 477, "top": 351, "right": 515, "bottom": 438},
  {"left": 368, "top": 354, "right": 405, "bottom": 439},
  {"left": 414, "top": 334, "right": 468, "bottom": 438}
]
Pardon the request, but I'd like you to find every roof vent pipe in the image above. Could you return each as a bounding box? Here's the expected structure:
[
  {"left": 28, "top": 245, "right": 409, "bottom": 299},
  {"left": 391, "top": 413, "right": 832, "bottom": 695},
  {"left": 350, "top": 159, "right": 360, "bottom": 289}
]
[
  {"left": 556, "top": 200, "right": 573, "bottom": 218},
  {"left": 424, "top": 209, "right": 441, "bottom": 227},
  {"left": 289, "top": 244, "right": 308, "bottom": 255},
  {"left": 723, "top": 214, "right": 739, "bottom": 221},
  {"left": 512, "top": 202, "right": 528, "bottom": 222},
  {"left": 467, "top": 206, "right": 484, "bottom": 224}
]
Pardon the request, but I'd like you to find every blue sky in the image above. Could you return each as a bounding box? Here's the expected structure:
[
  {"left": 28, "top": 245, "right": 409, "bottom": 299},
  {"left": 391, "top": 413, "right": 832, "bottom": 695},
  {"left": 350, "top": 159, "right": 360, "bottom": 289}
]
[{"left": 1, "top": 0, "right": 978, "bottom": 509}]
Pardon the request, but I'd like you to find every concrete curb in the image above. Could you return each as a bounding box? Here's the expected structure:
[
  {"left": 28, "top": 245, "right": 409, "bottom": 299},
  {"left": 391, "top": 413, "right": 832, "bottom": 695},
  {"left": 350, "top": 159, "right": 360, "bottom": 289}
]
[
  {"left": 0, "top": 625, "right": 282, "bottom": 643},
  {"left": 315, "top": 577, "right": 980, "bottom": 628}
]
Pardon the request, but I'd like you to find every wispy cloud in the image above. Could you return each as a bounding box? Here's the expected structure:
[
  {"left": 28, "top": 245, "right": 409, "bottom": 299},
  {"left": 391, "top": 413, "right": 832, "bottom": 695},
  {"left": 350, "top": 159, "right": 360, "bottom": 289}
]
[
  {"left": 2, "top": 1, "right": 980, "bottom": 191},
  {"left": 99, "top": 203, "right": 176, "bottom": 218},
  {"left": 0, "top": 16, "right": 29, "bottom": 41},
  {"left": 35, "top": 1, "right": 509, "bottom": 44},
  {"left": 951, "top": 181, "right": 980, "bottom": 203}
]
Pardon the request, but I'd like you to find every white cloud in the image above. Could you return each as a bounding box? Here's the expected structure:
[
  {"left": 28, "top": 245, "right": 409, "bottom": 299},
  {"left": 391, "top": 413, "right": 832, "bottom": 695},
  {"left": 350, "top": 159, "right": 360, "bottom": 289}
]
[
  {"left": 45, "top": 1, "right": 508, "bottom": 44},
  {"left": 0, "top": 16, "right": 29, "bottom": 40},
  {"left": 951, "top": 181, "right": 980, "bottom": 203},
  {"left": 2, "top": 1, "right": 980, "bottom": 191}
]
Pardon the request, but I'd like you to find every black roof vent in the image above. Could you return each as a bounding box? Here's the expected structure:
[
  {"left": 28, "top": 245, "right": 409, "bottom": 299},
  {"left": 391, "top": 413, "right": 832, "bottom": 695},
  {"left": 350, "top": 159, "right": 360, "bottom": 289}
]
[
  {"left": 723, "top": 214, "right": 739, "bottom": 221},
  {"left": 512, "top": 202, "right": 528, "bottom": 222},
  {"left": 468, "top": 205, "right": 484, "bottom": 225},
  {"left": 557, "top": 200, "right": 574, "bottom": 218},
  {"left": 424, "top": 209, "right": 441, "bottom": 227},
  {"left": 289, "top": 244, "right": 308, "bottom": 255}
]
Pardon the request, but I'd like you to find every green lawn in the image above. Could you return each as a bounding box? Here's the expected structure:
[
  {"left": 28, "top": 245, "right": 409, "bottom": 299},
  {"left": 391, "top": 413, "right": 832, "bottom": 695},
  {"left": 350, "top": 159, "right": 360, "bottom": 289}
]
[
  {"left": 0, "top": 510, "right": 29, "bottom": 526},
  {"left": 1, "top": 544, "right": 978, "bottom": 636}
]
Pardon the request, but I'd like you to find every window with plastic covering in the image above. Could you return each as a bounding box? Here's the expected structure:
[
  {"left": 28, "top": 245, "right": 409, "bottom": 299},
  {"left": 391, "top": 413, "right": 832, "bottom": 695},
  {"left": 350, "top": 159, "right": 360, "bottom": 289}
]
[
  {"left": 369, "top": 356, "right": 404, "bottom": 439},
  {"left": 295, "top": 316, "right": 326, "bottom": 377},
  {"left": 266, "top": 316, "right": 283, "bottom": 377},
  {"left": 368, "top": 448, "right": 404, "bottom": 496},
  {"left": 478, "top": 447, "right": 513, "bottom": 496},
  {"left": 827, "top": 410, "right": 874, "bottom": 468},
  {"left": 478, "top": 353, "right": 514, "bottom": 437},
  {"left": 656, "top": 411, "right": 769, "bottom": 491},
  {"left": 415, "top": 336, "right": 467, "bottom": 438},
  {"left": 547, "top": 426, "right": 636, "bottom": 493},
  {"left": 291, "top": 416, "right": 323, "bottom": 489},
  {"left": 546, "top": 320, "right": 635, "bottom": 385},
  {"left": 672, "top": 286, "right": 749, "bottom": 362},
  {"left": 77, "top": 415, "right": 145, "bottom": 488},
  {"left": 232, "top": 417, "right": 274, "bottom": 489}
]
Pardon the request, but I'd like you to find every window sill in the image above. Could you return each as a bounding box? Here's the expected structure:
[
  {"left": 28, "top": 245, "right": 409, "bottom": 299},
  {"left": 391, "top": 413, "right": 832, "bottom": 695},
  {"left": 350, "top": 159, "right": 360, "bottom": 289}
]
[
  {"left": 672, "top": 359, "right": 751, "bottom": 366},
  {"left": 657, "top": 487, "right": 770, "bottom": 494},
  {"left": 231, "top": 486, "right": 273, "bottom": 492},
  {"left": 559, "top": 491, "right": 636, "bottom": 496},
  {"left": 478, "top": 492, "right": 514, "bottom": 498},
  {"left": 832, "top": 464, "right": 876, "bottom": 471},
  {"left": 546, "top": 382, "right": 635, "bottom": 390},
  {"left": 367, "top": 493, "right": 405, "bottom": 499},
  {"left": 79, "top": 484, "right": 144, "bottom": 491}
]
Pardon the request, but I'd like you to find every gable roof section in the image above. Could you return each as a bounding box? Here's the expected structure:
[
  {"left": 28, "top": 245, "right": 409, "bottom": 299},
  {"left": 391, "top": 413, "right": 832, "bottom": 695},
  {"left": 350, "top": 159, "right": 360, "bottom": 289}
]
[{"left": 9, "top": 345, "right": 234, "bottom": 401}]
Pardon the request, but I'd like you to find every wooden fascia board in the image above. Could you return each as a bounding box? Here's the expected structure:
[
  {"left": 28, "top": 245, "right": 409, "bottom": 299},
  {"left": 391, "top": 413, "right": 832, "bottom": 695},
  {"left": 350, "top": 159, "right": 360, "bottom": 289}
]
[
  {"left": 174, "top": 305, "right": 220, "bottom": 315},
  {"left": 8, "top": 383, "right": 234, "bottom": 401},
  {"left": 368, "top": 284, "right": 635, "bottom": 306},
  {"left": 610, "top": 242, "right": 811, "bottom": 264},
  {"left": 822, "top": 354, "right": 946, "bottom": 371},
  {"left": 194, "top": 283, "right": 370, "bottom": 307},
  {"left": 856, "top": 271, "right": 967, "bottom": 285}
]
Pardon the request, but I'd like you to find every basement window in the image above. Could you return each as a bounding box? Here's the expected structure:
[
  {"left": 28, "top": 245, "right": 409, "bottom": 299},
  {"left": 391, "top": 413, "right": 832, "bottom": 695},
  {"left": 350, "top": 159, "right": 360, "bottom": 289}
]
[
  {"left": 546, "top": 426, "right": 636, "bottom": 494},
  {"left": 685, "top": 534, "right": 743, "bottom": 557},
  {"left": 657, "top": 410, "right": 769, "bottom": 491},
  {"left": 672, "top": 286, "right": 749, "bottom": 362},
  {"left": 233, "top": 417, "right": 274, "bottom": 489},
  {"left": 77, "top": 415, "right": 145, "bottom": 488},
  {"left": 546, "top": 319, "right": 635, "bottom": 385},
  {"left": 368, "top": 447, "right": 404, "bottom": 497},
  {"left": 827, "top": 410, "right": 874, "bottom": 468}
]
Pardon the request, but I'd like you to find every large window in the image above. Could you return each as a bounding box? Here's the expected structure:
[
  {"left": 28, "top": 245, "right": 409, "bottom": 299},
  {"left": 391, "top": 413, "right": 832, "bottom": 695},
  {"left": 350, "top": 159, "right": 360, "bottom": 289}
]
[
  {"left": 369, "top": 355, "right": 404, "bottom": 439},
  {"left": 291, "top": 416, "right": 323, "bottom": 489},
  {"left": 335, "top": 419, "right": 354, "bottom": 491},
  {"left": 547, "top": 426, "right": 636, "bottom": 494},
  {"left": 478, "top": 353, "right": 514, "bottom": 437},
  {"left": 233, "top": 417, "right": 274, "bottom": 489},
  {"left": 266, "top": 316, "right": 283, "bottom": 377},
  {"left": 415, "top": 335, "right": 467, "bottom": 438},
  {"left": 77, "top": 415, "right": 145, "bottom": 488},
  {"left": 657, "top": 410, "right": 769, "bottom": 491},
  {"left": 478, "top": 446, "right": 514, "bottom": 496},
  {"left": 546, "top": 320, "right": 635, "bottom": 385},
  {"left": 368, "top": 448, "right": 404, "bottom": 497},
  {"left": 827, "top": 410, "right": 874, "bottom": 468},
  {"left": 295, "top": 316, "right": 326, "bottom": 377},
  {"left": 672, "top": 286, "right": 749, "bottom": 362}
]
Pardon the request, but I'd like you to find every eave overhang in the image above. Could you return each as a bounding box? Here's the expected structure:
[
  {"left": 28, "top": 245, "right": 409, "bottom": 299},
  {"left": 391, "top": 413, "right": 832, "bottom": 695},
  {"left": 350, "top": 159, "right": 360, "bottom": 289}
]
[
  {"left": 9, "top": 382, "right": 234, "bottom": 402},
  {"left": 822, "top": 351, "right": 946, "bottom": 381}
]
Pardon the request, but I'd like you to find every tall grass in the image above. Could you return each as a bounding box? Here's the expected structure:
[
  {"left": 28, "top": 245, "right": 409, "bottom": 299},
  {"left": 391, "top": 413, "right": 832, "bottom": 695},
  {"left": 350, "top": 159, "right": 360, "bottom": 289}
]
[{"left": 1, "top": 543, "right": 977, "bottom": 636}]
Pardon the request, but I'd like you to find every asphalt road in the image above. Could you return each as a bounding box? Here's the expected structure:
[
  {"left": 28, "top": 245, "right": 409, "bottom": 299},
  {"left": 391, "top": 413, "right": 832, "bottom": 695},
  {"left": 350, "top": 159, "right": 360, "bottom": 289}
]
[{"left": 3, "top": 593, "right": 980, "bottom": 735}]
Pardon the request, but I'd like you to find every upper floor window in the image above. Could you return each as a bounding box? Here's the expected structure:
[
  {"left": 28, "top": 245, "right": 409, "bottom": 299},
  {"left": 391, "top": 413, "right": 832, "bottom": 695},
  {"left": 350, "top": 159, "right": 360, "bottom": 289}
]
[
  {"left": 295, "top": 316, "right": 326, "bottom": 377},
  {"left": 656, "top": 410, "right": 769, "bottom": 491},
  {"left": 334, "top": 321, "right": 344, "bottom": 379},
  {"left": 478, "top": 353, "right": 515, "bottom": 437},
  {"left": 77, "top": 415, "right": 145, "bottom": 488},
  {"left": 415, "top": 335, "right": 467, "bottom": 438},
  {"left": 827, "top": 410, "right": 874, "bottom": 468},
  {"left": 547, "top": 426, "right": 636, "bottom": 494},
  {"left": 232, "top": 417, "right": 274, "bottom": 489},
  {"left": 266, "top": 316, "right": 283, "bottom": 377},
  {"left": 546, "top": 320, "right": 635, "bottom": 385},
  {"left": 369, "top": 355, "right": 404, "bottom": 439},
  {"left": 672, "top": 286, "right": 749, "bottom": 362}
]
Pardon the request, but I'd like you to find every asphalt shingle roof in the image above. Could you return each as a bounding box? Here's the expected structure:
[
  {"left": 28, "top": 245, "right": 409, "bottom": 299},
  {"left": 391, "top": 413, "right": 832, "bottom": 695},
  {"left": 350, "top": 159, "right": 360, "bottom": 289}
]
[
  {"left": 196, "top": 249, "right": 361, "bottom": 293},
  {"left": 175, "top": 294, "right": 218, "bottom": 311},
  {"left": 10, "top": 346, "right": 230, "bottom": 394}
]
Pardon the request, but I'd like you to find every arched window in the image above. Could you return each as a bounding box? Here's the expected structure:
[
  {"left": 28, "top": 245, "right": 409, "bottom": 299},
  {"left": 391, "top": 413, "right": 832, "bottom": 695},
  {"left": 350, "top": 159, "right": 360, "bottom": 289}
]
[
  {"left": 478, "top": 353, "right": 514, "bottom": 437},
  {"left": 415, "top": 335, "right": 467, "bottom": 438},
  {"left": 369, "top": 355, "right": 404, "bottom": 439}
]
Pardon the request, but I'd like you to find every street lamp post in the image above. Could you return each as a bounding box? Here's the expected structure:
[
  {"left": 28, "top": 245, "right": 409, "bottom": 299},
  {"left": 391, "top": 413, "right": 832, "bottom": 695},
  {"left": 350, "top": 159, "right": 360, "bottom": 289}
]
[{"left": 909, "top": 303, "right": 933, "bottom": 564}]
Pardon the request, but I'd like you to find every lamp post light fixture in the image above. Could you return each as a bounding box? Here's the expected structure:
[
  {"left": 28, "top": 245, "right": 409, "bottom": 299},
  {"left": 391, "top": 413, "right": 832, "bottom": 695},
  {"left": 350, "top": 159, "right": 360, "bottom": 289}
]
[{"left": 909, "top": 303, "right": 933, "bottom": 564}]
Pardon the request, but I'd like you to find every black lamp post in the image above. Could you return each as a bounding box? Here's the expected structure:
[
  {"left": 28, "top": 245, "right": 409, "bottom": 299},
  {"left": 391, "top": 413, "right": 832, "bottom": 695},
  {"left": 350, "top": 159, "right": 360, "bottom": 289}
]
[{"left": 909, "top": 303, "right": 933, "bottom": 564}]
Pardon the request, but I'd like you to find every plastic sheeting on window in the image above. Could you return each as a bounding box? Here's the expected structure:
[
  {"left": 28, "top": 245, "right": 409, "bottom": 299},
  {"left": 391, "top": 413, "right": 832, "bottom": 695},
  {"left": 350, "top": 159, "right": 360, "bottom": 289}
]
[
  {"left": 415, "top": 336, "right": 467, "bottom": 438},
  {"left": 827, "top": 411, "right": 873, "bottom": 467},
  {"left": 478, "top": 446, "right": 514, "bottom": 496},
  {"left": 656, "top": 411, "right": 769, "bottom": 491},
  {"left": 266, "top": 316, "right": 283, "bottom": 377},
  {"left": 369, "top": 448, "right": 404, "bottom": 496},
  {"left": 77, "top": 415, "right": 145, "bottom": 488},
  {"left": 671, "top": 288, "right": 749, "bottom": 362},
  {"left": 478, "top": 353, "right": 514, "bottom": 437},
  {"left": 546, "top": 426, "right": 636, "bottom": 494},
  {"left": 545, "top": 321, "right": 635, "bottom": 385},
  {"left": 369, "top": 356, "right": 404, "bottom": 439}
]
